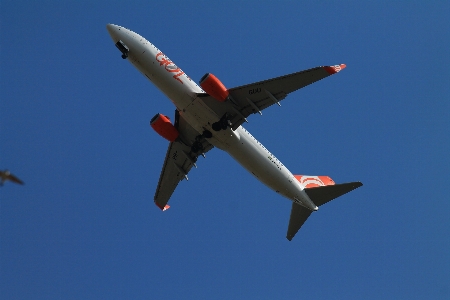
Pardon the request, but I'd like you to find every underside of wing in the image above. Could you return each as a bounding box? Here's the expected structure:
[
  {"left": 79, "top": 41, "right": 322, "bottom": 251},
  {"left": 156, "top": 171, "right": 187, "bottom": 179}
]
[
  {"left": 154, "top": 110, "right": 214, "bottom": 210},
  {"left": 197, "top": 65, "right": 345, "bottom": 129}
]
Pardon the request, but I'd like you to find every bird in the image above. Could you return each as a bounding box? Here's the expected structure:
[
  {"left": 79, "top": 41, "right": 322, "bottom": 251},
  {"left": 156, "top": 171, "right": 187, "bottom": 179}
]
[{"left": 0, "top": 170, "right": 24, "bottom": 186}]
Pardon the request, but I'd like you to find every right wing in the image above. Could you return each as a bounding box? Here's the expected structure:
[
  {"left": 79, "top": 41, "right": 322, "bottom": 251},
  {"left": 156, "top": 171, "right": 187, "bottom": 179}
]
[
  {"left": 198, "top": 64, "right": 346, "bottom": 129},
  {"left": 154, "top": 110, "right": 213, "bottom": 210}
]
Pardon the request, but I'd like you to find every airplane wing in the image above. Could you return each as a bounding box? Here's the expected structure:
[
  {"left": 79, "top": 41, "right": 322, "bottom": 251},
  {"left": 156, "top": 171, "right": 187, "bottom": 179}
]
[
  {"left": 197, "top": 64, "right": 346, "bottom": 129},
  {"left": 154, "top": 110, "right": 214, "bottom": 210}
]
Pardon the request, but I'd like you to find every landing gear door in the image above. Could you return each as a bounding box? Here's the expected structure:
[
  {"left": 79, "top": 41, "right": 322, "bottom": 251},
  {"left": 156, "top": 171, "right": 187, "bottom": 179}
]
[{"left": 115, "top": 40, "right": 129, "bottom": 59}]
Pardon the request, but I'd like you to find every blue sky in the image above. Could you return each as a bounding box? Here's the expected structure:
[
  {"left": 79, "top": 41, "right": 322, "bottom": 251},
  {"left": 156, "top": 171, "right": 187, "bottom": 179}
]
[{"left": 1, "top": 1, "right": 449, "bottom": 299}]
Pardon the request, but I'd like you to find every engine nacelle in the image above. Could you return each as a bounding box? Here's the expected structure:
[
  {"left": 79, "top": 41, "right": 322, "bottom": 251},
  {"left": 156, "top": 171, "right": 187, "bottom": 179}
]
[
  {"left": 199, "top": 73, "right": 229, "bottom": 102},
  {"left": 150, "top": 113, "right": 179, "bottom": 142}
]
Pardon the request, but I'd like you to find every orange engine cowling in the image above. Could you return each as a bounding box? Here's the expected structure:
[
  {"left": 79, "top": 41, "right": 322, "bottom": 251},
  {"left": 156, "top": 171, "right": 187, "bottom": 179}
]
[
  {"left": 199, "top": 73, "right": 229, "bottom": 102},
  {"left": 150, "top": 113, "right": 179, "bottom": 142}
]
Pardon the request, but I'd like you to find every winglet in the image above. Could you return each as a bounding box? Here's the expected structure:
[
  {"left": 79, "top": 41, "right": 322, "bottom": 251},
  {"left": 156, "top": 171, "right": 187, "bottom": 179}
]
[
  {"left": 323, "top": 64, "right": 346, "bottom": 75},
  {"left": 155, "top": 203, "right": 170, "bottom": 211}
]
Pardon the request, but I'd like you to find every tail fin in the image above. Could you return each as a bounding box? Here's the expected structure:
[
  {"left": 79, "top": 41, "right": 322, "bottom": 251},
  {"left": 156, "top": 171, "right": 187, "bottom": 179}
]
[
  {"left": 286, "top": 180, "right": 363, "bottom": 241},
  {"left": 294, "top": 175, "right": 335, "bottom": 188}
]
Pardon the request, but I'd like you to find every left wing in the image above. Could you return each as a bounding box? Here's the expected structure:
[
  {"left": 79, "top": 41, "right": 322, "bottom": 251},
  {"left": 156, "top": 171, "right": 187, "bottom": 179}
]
[
  {"left": 197, "top": 64, "right": 346, "bottom": 129},
  {"left": 154, "top": 110, "right": 213, "bottom": 210}
]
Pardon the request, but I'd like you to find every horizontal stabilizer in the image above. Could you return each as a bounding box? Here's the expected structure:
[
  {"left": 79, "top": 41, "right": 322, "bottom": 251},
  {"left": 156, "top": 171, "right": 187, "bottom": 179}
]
[
  {"left": 286, "top": 181, "right": 362, "bottom": 241},
  {"left": 287, "top": 203, "right": 312, "bottom": 241},
  {"left": 305, "top": 182, "right": 363, "bottom": 207}
]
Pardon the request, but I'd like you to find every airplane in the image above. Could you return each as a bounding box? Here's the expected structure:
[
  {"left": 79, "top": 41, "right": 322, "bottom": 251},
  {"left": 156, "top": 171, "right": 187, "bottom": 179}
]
[{"left": 106, "top": 24, "right": 362, "bottom": 240}]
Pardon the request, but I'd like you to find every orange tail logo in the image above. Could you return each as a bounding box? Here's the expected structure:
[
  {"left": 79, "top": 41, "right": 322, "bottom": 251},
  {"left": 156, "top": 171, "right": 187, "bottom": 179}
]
[{"left": 294, "top": 175, "right": 335, "bottom": 188}]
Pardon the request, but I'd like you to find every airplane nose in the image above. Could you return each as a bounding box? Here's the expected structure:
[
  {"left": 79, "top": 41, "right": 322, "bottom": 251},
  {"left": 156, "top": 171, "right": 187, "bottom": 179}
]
[
  {"left": 106, "top": 23, "right": 120, "bottom": 41},
  {"left": 107, "top": 24, "right": 130, "bottom": 59}
]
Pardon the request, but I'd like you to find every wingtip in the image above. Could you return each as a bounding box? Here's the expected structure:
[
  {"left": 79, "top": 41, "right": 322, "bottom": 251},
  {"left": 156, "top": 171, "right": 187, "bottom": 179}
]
[
  {"left": 155, "top": 203, "right": 170, "bottom": 211},
  {"left": 323, "top": 64, "right": 346, "bottom": 75},
  {"left": 354, "top": 181, "right": 363, "bottom": 188}
]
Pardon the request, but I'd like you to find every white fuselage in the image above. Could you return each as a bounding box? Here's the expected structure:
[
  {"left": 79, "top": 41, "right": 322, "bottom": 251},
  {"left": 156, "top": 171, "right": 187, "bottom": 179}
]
[{"left": 107, "top": 24, "right": 318, "bottom": 211}]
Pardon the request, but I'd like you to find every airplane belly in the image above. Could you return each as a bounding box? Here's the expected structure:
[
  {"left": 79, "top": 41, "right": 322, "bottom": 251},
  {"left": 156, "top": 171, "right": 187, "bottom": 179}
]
[
  {"left": 177, "top": 98, "right": 227, "bottom": 143},
  {"left": 129, "top": 54, "right": 193, "bottom": 109},
  {"left": 221, "top": 127, "right": 301, "bottom": 200}
]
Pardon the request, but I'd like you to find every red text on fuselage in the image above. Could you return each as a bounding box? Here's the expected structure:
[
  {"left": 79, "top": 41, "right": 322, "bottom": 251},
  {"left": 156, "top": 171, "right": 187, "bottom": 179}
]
[{"left": 155, "top": 52, "right": 185, "bottom": 84}]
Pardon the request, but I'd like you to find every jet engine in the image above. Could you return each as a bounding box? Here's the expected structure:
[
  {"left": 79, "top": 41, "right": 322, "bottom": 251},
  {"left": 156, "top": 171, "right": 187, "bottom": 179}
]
[
  {"left": 150, "top": 113, "right": 179, "bottom": 142},
  {"left": 199, "top": 73, "right": 229, "bottom": 102}
]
